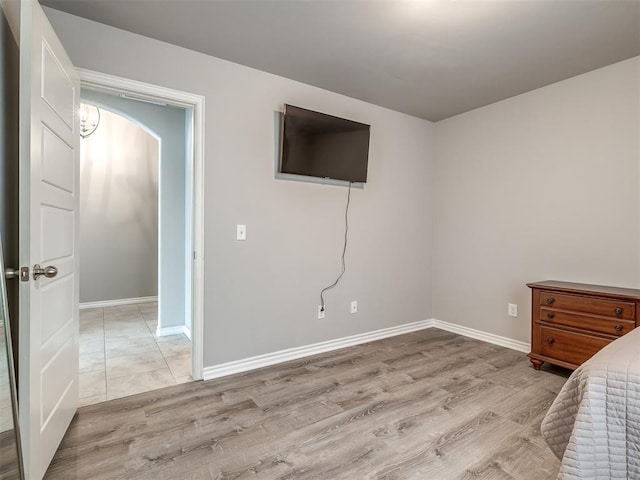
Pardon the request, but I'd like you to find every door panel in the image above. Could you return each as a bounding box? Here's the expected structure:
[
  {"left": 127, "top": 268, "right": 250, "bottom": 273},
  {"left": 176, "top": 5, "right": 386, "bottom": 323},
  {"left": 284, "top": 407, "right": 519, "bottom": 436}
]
[
  {"left": 40, "top": 205, "right": 74, "bottom": 260},
  {"left": 19, "top": 1, "right": 80, "bottom": 478},
  {"left": 41, "top": 127, "right": 74, "bottom": 192},
  {"left": 40, "top": 41, "right": 75, "bottom": 129},
  {"left": 41, "top": 276, "right": 73, "bottom": 342},
  {"left": 41, "top": 337, "right": 74, "bottom": 425}
]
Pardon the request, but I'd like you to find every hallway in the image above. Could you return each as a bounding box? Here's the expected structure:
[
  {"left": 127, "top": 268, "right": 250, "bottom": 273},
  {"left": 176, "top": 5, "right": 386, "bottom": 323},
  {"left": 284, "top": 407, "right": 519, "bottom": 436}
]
[{"left": 79, "top": 302, "right": 192, "bottom": 405}]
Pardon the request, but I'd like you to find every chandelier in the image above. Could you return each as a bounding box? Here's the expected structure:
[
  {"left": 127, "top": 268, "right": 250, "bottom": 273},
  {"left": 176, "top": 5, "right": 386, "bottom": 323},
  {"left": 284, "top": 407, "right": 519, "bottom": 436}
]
[{"left": 79, "top": 104, "right": 101, "bottom": 139}]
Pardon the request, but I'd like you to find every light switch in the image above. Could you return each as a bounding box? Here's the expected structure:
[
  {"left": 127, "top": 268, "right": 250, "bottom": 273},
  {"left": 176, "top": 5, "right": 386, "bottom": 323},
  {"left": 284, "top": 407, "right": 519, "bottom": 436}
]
[{"left": 237, "top": 224, "right": 246, "bottom": 240}]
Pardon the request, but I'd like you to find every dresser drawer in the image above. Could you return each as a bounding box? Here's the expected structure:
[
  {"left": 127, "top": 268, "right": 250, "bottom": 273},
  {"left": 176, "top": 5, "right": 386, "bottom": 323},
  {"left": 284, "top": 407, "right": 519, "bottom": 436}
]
[
  {"left": 539, "top": 326, "right": 612, "bottom": 366},
  {"left": 539, "top": 308, "right": 635, "bottom": 336},
  {"left": 529, "top": 281, "right": 640, "bottom": 370},
  {"left": 539, "top": 291, "right": 635, "bottom": 320}
]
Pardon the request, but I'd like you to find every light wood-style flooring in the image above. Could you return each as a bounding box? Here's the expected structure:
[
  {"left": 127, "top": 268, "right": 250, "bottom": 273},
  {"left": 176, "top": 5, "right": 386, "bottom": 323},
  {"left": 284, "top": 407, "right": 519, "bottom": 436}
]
[{"left": 45, "top": 328, "right": 569, "bottom": 480}]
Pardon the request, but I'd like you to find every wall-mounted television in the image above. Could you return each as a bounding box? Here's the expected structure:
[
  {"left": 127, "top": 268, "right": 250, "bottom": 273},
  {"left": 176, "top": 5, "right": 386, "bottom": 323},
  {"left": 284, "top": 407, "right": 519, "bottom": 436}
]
[{"left": 279, "top": 104, "right": 370, "bottom": 184}]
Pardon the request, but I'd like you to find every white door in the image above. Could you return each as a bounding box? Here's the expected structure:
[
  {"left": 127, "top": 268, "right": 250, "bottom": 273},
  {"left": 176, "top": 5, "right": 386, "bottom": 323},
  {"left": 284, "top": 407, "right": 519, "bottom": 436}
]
[{"left": 18, "top": 1, "right": 80, "bottom": 478}]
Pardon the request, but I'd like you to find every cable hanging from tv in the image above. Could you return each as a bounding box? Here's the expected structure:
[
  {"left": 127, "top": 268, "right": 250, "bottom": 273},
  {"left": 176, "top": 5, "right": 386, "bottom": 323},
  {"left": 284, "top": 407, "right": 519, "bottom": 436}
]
[{"left": 320, "top": 181, "right": 352, "bottom": 312}]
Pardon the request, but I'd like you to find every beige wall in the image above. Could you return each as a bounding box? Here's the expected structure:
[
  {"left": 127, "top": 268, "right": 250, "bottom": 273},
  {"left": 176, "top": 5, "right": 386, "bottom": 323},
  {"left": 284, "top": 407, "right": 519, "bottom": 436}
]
[
  {"left": 79, "top": 109, "right": 159, "bottom": 303},
  {"left": 432, "top": 57, "right": 640, "bottom": 343}
]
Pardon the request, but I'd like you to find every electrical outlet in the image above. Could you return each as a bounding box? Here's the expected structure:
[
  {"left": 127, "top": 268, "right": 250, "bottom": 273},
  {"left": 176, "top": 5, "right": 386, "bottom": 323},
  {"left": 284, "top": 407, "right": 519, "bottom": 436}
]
[
  {"left": 508, "top": 303, "right": 518, "bottom": 317},
  {"left": 350, "top": 300, "right": 358, "bottom": 314},
  {"left": 317, "top": 306, "right": 325, "bottom": 319},
  {"left": 236, "top": 224, "right": 246, "bottom": 240}
]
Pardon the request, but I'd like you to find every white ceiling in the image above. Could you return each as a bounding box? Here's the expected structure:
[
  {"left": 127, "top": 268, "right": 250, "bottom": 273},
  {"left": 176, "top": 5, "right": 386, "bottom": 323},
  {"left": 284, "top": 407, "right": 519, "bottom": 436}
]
[{"left": 41, "top": 0, "right": 640, "bottom": 121}]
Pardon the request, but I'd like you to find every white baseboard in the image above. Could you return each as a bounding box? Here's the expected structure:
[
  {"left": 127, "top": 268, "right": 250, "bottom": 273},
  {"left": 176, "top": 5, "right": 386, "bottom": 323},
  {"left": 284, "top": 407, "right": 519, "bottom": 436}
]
[
  {"left": 157, "top": 325, "right": 191, "bottom": 338},
  {"left": 202, "top": 318, "right": 530, "bottom": 382},
  {"left": 432, "top": 319, "right": 530, "bottom": 353},
  {"left": 183, "top": 325, "right": 192, "bottom": 341},
  {"left": 80, "top": 296, "right": 158, "bottom": 310},
  {"left": 203, "top": 319, "right": 433, "bottom": 381}
]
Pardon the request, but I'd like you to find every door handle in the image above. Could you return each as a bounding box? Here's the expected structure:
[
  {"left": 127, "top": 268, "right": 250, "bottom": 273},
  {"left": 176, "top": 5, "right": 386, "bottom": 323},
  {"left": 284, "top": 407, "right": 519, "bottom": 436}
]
[
  {"left": 33, "top": 264, "right": 58, "bottom": 280},
  {"left": 4, "top": 267, "right": 19, "bottom": 280},
  {"left": 4, "top": 266, "right": 29, "bottom": 281}
]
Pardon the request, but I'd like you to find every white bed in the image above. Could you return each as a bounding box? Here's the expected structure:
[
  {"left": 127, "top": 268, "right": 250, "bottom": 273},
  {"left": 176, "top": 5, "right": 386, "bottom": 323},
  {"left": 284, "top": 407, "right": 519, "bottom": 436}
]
[{"left": 541, "top": 327, "right": 640, "bottom": 479}]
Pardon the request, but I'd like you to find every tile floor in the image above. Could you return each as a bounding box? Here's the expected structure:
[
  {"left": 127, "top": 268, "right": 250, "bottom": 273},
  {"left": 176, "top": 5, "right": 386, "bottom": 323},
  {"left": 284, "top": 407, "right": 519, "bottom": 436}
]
[{"left": 79, "top": 302, "right": 192, "bottom": 406}]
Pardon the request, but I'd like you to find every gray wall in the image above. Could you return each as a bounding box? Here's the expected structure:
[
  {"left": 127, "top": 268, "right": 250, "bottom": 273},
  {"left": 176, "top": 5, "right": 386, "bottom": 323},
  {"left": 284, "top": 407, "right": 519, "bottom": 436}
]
[
  {"left": 44, "top": 8, "right": 435, "bottom": 367},
  {"left": 80, "top": 89, "right": 188, "bottom": 330},
  {"left": 432, "top": 57, "right": 640, "bottom": 343},
  {"left": 27, "top": 7, "right": 640, "bottom": 368},
  {"left": 0, "top": 4, "right": 19, "bottom": 361},
  {"left": 79, "top": 108, "right": 159, "bottom": 303}
]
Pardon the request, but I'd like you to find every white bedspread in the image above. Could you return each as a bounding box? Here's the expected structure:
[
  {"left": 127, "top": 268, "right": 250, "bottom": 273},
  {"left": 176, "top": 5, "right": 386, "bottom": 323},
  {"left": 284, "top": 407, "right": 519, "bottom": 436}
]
[{"left": 541, "top": 327, "right": 640, "bottom": 479}]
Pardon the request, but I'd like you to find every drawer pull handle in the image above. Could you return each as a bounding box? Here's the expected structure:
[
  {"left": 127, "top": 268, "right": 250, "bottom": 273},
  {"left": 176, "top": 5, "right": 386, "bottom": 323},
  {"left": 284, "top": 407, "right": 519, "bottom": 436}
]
[
  {"left": 614, "top": 307, "right": 623, "bottom": 315},
  {"left": 546, "top": 337, "right": 555, "bottom": 345},
  {"left": 545, "top": 298, "right": 555, "bottom": 305},
  {"left": 615, "top": 325, "right": 623, "bottom": 332},
  {"left": 546, "top": 312, "right": 555, "bottom": 319}
]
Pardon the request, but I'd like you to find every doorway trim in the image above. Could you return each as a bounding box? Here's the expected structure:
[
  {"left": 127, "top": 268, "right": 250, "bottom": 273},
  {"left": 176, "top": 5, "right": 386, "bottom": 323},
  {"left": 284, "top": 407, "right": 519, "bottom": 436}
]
[{"left": 78, "top": 68, "right": 205, "bottom": 380}]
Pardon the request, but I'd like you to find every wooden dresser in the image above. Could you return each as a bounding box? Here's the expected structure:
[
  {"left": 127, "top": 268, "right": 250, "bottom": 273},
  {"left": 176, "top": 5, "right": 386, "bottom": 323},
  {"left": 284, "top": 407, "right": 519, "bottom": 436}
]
[{"left": 527, "top": 280, "right": 640, "bottom": 370}]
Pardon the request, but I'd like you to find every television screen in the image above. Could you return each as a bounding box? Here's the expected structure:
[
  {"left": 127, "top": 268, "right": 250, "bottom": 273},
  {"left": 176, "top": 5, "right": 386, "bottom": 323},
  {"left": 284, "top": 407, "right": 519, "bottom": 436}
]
[{"left": 280, "top": 104, "right": 370, "bottom": 183}]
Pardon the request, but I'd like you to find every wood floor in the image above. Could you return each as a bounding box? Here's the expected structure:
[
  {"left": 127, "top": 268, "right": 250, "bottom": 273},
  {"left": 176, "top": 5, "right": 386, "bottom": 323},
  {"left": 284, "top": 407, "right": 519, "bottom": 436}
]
[
  {"left": 45, "top": 328, "right": 569, "bottom": 480},
  {"left": 0, "top": 429, "right": 21, "bottom": 479}
]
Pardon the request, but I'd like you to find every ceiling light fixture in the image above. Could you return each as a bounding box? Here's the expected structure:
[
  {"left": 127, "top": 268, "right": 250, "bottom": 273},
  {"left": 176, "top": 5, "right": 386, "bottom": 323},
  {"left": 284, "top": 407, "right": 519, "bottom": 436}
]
[{"left": 79, "top": 103, "right": 101, "bottom": 139}]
